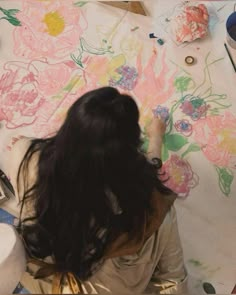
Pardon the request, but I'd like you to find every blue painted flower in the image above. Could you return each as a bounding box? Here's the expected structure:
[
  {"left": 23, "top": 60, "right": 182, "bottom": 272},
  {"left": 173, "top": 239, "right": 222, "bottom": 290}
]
[
  {"left": 109, "top": 65, "right": 138, "bottom": 90},
  {"left": 174, "top": 119, "right": 193, "bottom": 136},
  {"left": 152, "top": 105, "right": 169, "bottom": 122}
]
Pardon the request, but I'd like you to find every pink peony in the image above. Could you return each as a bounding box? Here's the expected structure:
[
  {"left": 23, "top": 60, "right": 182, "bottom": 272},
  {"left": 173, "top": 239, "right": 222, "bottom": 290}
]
[
  {"left": 193, "top": 112, "right": 236, "bottom": 168},
  {"left": 13, "top": 0, "right": 85, "bottom": 59},
  {"left": 0, "top": 61, "right": 45, "bottom": 128},
  {"left": 161, "top": 154, "right": 199, "bottom": 197},
  {"left": 38, "top": 62, "right": 73, "bottom": 96}
]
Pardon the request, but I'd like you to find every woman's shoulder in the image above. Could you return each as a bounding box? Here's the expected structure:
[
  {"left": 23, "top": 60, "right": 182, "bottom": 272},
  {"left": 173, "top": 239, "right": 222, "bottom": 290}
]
[
  {"left": 11, "top": 136, "right": 32, "bottom": 155},
  {"left": 9, "top": 136, "right": 33, "bottom": 168}
]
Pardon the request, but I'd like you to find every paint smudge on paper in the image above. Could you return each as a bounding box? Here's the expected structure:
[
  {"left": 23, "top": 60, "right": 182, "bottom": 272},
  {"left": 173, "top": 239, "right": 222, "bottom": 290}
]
[{"left": 188, "top": 259, "right": 203, "bottom": 267}]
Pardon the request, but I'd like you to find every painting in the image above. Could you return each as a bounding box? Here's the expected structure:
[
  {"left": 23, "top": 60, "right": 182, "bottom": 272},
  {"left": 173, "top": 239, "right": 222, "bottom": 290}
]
[
  {"left": 0, "top": 1, "right": 236, "bottom": 292},
  {"left": 0, "top": 0, "right": 235, "bottom": 198}
]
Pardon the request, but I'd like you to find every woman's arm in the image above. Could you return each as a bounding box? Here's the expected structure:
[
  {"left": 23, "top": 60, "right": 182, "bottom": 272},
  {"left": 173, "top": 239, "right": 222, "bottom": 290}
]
[{"left": 145, "top": 117, "right": 166, "bottom": 161}]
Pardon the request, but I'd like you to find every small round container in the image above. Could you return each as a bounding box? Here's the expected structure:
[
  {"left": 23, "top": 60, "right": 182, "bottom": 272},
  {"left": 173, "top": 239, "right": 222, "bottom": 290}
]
[
  {"left": 226, "top": 9, "right": 236, "bottom": 49},
  {"left": 185, "top": 56, "right": 195, "bottom": 65}
]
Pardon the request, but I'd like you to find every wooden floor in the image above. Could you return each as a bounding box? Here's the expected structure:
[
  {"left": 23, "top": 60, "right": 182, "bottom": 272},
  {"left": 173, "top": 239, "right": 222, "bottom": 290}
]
[{"left": 99, "top": 1, "right": 147, "bottom": 15}]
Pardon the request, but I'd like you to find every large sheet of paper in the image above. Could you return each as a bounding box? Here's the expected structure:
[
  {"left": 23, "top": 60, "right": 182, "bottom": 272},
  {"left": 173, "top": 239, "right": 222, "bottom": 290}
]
[{"left": 0, "top": 1, "right": 235, "bottom": 293}]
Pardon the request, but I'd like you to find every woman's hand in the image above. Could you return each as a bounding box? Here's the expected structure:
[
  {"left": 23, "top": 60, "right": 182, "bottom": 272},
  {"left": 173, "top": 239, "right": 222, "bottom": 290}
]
[
  {"left": 146, "top": 116, "right": 166, "bottom": 140},
  {"left": 145, "top": 116, "right": 166, "bottom": 160}
]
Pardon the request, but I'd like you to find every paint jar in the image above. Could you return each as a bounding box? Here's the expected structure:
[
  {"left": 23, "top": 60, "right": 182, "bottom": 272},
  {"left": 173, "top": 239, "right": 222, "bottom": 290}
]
[{"left": 226, "top": 6, "right": 236, "bottom": 49}]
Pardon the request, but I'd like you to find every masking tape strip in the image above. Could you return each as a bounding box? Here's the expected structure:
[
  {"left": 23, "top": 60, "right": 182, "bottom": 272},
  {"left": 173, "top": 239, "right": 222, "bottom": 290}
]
[{"left": 185, "top": 56, "right": 195, "bottom": 65}]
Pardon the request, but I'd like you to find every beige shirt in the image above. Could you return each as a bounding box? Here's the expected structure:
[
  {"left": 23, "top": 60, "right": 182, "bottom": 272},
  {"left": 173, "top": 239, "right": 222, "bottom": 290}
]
[{"left": 6, "top": 138, "right": 188, "bottom": 294}]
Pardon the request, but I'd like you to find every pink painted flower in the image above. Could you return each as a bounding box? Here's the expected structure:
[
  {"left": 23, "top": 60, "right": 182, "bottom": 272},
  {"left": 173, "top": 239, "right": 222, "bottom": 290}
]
[
  {"left": 0, "top": 59, "right": 75, "bottom": 129},
  {"left": 193, "top": 112, "right": 236, "bottom": 168},
  {"left": 0, "top": 61, "right": 45, "bottom": 128},
  {"left": 175, "top": 119, "right": 193, "bottom": 136},
  {"left": 38, "top": 62, "right": 73, "bottom": 96},
  {"left": 134, "top": 49, "right": 177, "bottom": 110},
  {"left": 32, "top": 82, "right": 90, "bottom": 138},
  {"left": 161, "top": 154, "right": 199, "bottom": 198},
  {"left": 180, "top": 95, "right": 209, "bottom": 121},
  {"left": 13, "top": 0, "right": 86, "bottom": 59}
]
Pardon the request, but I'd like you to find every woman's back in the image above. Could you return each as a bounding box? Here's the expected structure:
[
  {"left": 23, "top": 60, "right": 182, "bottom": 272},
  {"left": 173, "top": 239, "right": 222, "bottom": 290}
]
[{"left": 6, "top": 87, "right": 187, "bottom": 293}]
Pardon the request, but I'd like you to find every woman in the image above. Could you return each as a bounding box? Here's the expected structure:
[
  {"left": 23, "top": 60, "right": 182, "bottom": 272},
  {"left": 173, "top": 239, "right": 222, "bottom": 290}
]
[{"left": 7, "top": 87, "right": 187, "bottom": 293}]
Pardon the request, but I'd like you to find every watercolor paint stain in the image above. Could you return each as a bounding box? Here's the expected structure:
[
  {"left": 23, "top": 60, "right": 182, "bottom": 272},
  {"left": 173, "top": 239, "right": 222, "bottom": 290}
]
[
  {"left": 188, "top": 259, "right": 203, "bottom": 267},
  {"left": 131, "top": 26, "right": 139, "bottom": 32}
]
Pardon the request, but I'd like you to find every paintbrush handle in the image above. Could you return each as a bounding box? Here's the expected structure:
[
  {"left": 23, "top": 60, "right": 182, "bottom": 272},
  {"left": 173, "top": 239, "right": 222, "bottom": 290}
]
[{"left": 224, "top": 43, "right": 236, "bottom": 73}]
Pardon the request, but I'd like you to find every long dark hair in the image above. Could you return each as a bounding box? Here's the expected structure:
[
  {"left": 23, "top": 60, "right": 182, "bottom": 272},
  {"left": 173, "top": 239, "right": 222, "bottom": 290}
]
[{"left": 17, "top": 87, "right": 172, "bottom": 280}]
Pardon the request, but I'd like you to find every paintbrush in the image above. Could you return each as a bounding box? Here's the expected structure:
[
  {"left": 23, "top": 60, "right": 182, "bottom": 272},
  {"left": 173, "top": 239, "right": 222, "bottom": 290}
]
[{"left": 224, "top": 43, "right": 236, "bottom": 73}]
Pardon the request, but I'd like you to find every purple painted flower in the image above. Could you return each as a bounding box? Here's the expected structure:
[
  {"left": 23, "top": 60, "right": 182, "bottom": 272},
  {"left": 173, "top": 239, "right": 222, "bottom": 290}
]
[
  {"left": 109, "top": 65, "right": 138, "bottom": 90},
  {"left": 152, "top": 105, "right": 169, "bottom": 122},
  {"left": 180, "top": 95, "right": 209, "bottom": 121},
  {"left": 175, "top": 119, "right": 193, "bottom": 136}
]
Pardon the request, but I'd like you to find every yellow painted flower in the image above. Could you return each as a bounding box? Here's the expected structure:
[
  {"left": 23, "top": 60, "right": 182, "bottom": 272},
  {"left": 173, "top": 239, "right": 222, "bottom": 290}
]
[
  {"left": 218, "top": 129, "right": 236, "bottom": 154},
  {"left": 120, "top": 36, "right": 142, "bottom": 59},
  {"left": 86, "top": 54, "right": 126, "bottom": 86},
  {"left": 43, "top": 11, "right": 65, "bottom": 36},
  {"left": 14, "top": 0, "right": 83, "bottom": 59},
  {"left": 105, "top": 54, "right": 126, "bottom": 84}
]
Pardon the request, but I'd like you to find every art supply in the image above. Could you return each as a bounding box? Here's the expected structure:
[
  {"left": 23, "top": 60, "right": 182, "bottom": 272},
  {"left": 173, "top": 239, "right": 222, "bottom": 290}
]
[
  {"left": 171, "top": 3, "right": 209, "bottom": 43},
  {"left": 224, "top": 43, "right": 236, "bottom": 72},
  {"left": 185, "top": 56, "right": 195, "bottom": 65},
  {"left": 131, "top": 26, "right": 139, "bottom": 32},
  {"left": 149, "top": 33, "right": 157, "bottom": 39},
  {"left": 226, "top": 9, "right": 236, "bottom": 49},
  {"left": 157, "top": 38, "right": 164, "bottom": 45},
  {"left": 149, "top": 33, "right": 164, "bottom": 45},
  {"left": 202, "top": 282, "right": 216, "bottom": 294}
]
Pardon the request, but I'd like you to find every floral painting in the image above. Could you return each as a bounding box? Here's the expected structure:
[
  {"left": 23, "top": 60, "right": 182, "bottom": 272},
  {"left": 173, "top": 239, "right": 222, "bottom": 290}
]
[
  {"left": 0, "top": 1, "right": 236, "bottom": 292},
  {"left": 0, "top": 0, "right": 235, "bottom": 199}
]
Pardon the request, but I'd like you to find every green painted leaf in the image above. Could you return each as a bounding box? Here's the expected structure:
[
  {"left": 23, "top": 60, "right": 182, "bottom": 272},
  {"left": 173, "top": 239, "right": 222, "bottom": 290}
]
[
  {"left": 70, "top": 54, "right": 83, "bottom": 68},
  {"left": 0, "top": 7, "right": 21, "bottom": 26},
  {"left": 174, "top": 76, "right": 193, "bottom": 93},
  {"left": 215, "top": 166, "right": 234, "bottom": 196},
  {"left": 74, "top": 1, "right": 88, "bottom": 7},
  {"left": 4, "top": 8, "right": 20, "bottom": 16},
  {"left": 6, "top": 16, "right": 21, "bottom": 26},
  {"left": 164, "top": 134, "right": 188, "bottom": 152},
  {"left": 162, "top": 144, "right": 169, "bottom": 162},
  {"left": 191, "top": 98, "right": 204, "bottom": 108},
  {"left": 188, "top": 259, "right": 202, "bottom": 267},
  {"left": 181, "top": 143, "right": 201, "bottom": 158}
]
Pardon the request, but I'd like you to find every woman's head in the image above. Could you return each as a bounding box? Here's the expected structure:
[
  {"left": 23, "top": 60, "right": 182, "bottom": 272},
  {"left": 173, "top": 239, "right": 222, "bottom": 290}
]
[
  {"left": 18, "top": 87, "right": 172, "bottom": 280},
  {"left": 55, "top": 87, "right": 141, "bottom": 166}
]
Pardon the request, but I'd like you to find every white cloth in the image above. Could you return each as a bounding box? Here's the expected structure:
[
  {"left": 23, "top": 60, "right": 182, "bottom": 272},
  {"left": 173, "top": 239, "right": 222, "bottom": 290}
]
[{"left": 0, "top": 223, "right": 26, "bottom": 294}]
